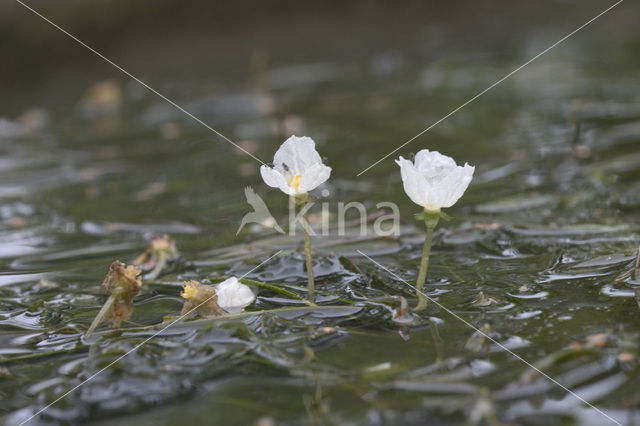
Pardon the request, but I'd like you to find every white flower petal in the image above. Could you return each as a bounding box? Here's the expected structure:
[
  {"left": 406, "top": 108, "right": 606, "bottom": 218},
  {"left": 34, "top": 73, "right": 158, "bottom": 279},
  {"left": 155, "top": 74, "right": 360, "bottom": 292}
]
[
  {"left": 396, "top": 156, "right": 428, "bottom": 207},
  {"left": 414, "top": 150, "right": 456, "bottom": 177},
  {"left": 262, "top": 135, "right": 331, "bottom": 195},
  {"left": 396, "top": 150, "right": 474, "bottom": 210},
  {"left": 260, "top": 166, "right": 295, "bottom": 195},
  {"left": 299, "top": 163, "right": 332, "bottom": 193},
  {"left": 273, "top": 136, "right": 322, "bottom": 175},
  {"left": 215, "top": 277, "right": 256, "bottom": 314},
  {"left": 440, "top": 163, "right": 475, "bottom": 208}
]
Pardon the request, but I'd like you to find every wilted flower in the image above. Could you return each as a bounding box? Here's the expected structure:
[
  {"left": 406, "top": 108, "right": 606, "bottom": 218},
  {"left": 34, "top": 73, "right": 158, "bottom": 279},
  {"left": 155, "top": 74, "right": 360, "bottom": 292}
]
[
  {"left": 101, "top": 261, "right": 142, "bottom": 327},
  {"left": 396, "top": 150, "right": 474, "bottom": 212},
  {"left": 134, "top": 234, "right": 179, "bottom": 264},
  {"left": 180, "top": 280, "right": 226, "bottom": 318},
  {"left": 260, "top": 135, "right": 331, "bottom": 195},
  {"left": 86, "top": 261, "right": 142, "bottom": 336},
  {"left": 133, "top": 234, "right": 179, "bottom": 280},
  {"left": 180, "top": 277, "right": 255, "bottom": 318},
  {"left": 215, "top": 277, "right": 256, "bottom": 314}
]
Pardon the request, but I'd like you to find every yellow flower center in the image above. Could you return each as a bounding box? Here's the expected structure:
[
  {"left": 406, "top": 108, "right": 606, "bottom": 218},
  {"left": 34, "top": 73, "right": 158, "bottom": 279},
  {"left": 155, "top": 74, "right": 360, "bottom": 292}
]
[
  {"left": 289, "top": 174, "right": 301, "bottom": 192},
  {"left": 181, "top": 281, "right": 198, "bottom": 300}
]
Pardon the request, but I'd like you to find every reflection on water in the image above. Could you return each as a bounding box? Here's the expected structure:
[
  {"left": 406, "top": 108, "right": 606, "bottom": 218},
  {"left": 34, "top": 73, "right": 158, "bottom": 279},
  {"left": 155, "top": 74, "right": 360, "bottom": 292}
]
[{"left": 1, "top": 1, "right": 640, "bottom": 424}]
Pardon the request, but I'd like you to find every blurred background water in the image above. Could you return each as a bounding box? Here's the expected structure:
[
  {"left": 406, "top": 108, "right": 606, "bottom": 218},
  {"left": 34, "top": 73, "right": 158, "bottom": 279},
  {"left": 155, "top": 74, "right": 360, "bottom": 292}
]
[{"left": 1, "top": 0, "right": 640, "bottom": 424}]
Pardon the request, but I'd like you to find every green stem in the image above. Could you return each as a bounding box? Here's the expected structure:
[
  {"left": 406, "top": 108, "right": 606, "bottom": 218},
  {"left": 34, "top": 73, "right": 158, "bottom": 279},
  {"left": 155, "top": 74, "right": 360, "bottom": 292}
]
[
  {"left": 291, "top": 193, "right": 315, "bottom": 303},
  {"left": 85, "top": 294, "right": 116, "bottom": 337},
  {"left": 147, "top": 251, "right": 167, "bottom": 281},
  {"left": 415, "top": 211, "right": 440, "bottom": 311},
  {"left": 235, "top": 278, "right": 317, "bottom": 306},
  {"left": 304, "top": 225, "right": 315, "bottom": 302}
]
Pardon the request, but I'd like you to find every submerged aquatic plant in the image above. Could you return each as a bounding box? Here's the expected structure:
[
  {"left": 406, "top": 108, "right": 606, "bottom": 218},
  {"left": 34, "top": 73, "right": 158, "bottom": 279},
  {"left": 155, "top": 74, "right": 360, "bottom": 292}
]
[
  {"left": 85, "top": 261, "right": 142, "bottom": 336},
  {"left": 396, "top": 150, "right": 474, "bottom": 310},
  {"left": 134, "top": 234, "right": 179, "bottom": 281},
  {"left": 260, "top": 135, "right": 331, "bottom": 302},
  {"left": 180, "top": 277, "right": 256, "bottom": 318}
]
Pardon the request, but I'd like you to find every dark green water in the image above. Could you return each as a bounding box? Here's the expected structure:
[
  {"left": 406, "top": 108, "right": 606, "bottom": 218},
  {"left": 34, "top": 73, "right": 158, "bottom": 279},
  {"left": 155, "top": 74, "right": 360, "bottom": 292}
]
[{"left": 1, "top": 1, "right": 639, "bottom": 425}]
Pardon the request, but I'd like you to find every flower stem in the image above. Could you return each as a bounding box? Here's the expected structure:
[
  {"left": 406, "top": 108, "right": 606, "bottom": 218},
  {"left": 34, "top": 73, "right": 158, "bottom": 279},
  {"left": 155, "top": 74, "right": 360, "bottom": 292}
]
[
  {"left": 147, "top": 251, "right": 167, "bottom": 281},
  {"left": 292, "top": 193, "right": 315, "bottom": 303},
  {"left": 304, "top": 224, "right": 315, "bottom": 302},
  {"left": 415, "top": 211, "right": 440, "bottom": 311},
  {"left": 85, "top": 294, "right": 116, "bottom": 337}
]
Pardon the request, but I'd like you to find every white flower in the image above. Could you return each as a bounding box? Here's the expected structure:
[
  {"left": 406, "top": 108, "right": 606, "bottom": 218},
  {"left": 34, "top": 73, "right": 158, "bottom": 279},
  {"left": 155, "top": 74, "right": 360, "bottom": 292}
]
[
  {"left": 260, "top": 135, "right": 331, "bottom": 195},
  {"left": 396, "top": 150, "right": 474, "bottom": 212},
  {"left": 215, "top": 277, "right": 256, "bottom": 314}
]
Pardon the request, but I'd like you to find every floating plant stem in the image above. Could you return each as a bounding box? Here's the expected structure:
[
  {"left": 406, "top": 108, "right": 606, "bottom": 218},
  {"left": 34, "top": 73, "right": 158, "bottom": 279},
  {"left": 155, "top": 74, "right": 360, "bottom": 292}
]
[
  {"left": 85, "top": 294, "right": 116, "bottom": 337},
  {"left": 237, "top": 277, "right": 316, "bottom": 306},
  {"left": 146, "top": 250, "right": 167, "bottom": 281},
  {"left": 415, "top": 211, "right": 439, "bottom": 311}
]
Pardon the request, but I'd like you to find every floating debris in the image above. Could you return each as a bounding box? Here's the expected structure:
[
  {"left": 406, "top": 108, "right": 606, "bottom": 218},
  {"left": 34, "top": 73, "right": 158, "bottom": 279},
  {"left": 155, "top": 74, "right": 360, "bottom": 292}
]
[
  {"left": 585, "top": 332, "right": 610, "bottom": 348},
  {"left": 467, "top": 388, "right": 498, "bottom": 426},
  {"left": 392, "top": 296, "right": 413, "bottom": 324},
  {"left": 85, "top": 261, "right": 142, "bottom": 336},
  {"left": 0, "top": 366, "right": 11, "bottom": 378},
  {"left": 464, "top": 324, "right": 493, "bottom": 353},
  {"left": 35, "top": 279, "right": 58, "bottom": 291},
  {"left": 80, "top": 79, "right": 122, "bottom": 117},
  {"left": 617, "top": 352, "right": 634, "bottom": 362},
  {"left": 472, "top": 291, "right": 499, "bottom": 307},
  {"left": 473, "top": 222, "right": 501, "bottom": 231}
]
